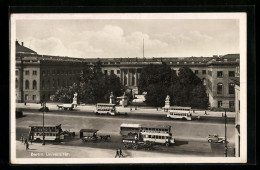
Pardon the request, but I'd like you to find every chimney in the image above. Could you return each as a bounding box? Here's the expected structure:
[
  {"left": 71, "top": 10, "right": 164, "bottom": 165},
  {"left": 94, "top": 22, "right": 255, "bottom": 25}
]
[{"left": 21, "top": 42, "right": 24, "bottom": 46}]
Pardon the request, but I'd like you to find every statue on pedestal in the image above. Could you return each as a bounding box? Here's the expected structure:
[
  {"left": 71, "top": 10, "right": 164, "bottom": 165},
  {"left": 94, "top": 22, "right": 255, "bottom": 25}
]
[
  {"left": 165, "top": 95, "right": 170, "bottom": 108},
  {"left": 109, "top": 91, "right": 115, "bottom": 104},
  {"left": 72, "top": 92, "right": 78, "bottom": 107}
]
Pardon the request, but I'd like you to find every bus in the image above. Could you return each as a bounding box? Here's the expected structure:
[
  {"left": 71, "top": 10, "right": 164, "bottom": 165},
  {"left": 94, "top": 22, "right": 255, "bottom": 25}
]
[
  {"left": 94, "top": 103, "right": 117, "bottom": 115},
  {"left": 28, "top": 124, "right": 63, "bottom": 141},
  {"left": 141, "top": 132, "right": 175, "bottom": 146},
  {"left": 120, "top": 123, "right": 141, "bottom": 138},
  {"left": 141, "top": 125, "right": 172, "bottom": 134},
  {"left": 167, "top": 107, "right": 192, "bottom": 120}
]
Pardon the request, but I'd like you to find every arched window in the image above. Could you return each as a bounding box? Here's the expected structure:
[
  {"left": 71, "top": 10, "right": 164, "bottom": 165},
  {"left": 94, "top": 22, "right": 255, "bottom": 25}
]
[
  {"left": 52, "top": 79, "right": 55, "bottom": 88},
  {"left": 16, "top": 78, "right": 18, "bottom": 88},
  {"left": 47, "top": 80, "right": 50, "bottom": 89},
  {"left": 57, "top": 79, "right": 60, "bottom": 88},
  {"left": 229, "top": 83, "right": 235, "bottom": 94},
  {"left": 217, "top": 83, "right": 223, "bottom": 94},
  {"left": 25, "top": 80, "right": 29, "bottom": 89},
  {"left": 42, "top": 80, "right": 45, "bottom": 89},
  {"left": 33, "top": 80, "right": 37, "bottom": 90}
]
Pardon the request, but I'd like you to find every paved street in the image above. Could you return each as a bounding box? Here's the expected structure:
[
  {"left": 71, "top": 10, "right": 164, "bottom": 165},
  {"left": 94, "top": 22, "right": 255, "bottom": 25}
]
[{"left": 15, "top": 109, "right": 235, "bottom": 158}]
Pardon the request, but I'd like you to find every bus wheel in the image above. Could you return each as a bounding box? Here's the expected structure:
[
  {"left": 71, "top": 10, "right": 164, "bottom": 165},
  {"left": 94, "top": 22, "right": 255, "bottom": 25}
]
[
  {"left": 133, "top": 145, "right": 138, "bottom": 150},
  {"left": 165, "top": 142, "right": 170, "bottom": 147}
]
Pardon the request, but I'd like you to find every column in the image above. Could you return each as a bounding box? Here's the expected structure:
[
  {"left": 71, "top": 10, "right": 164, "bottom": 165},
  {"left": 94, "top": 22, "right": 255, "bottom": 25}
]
[
  {"left": 127, "top": 69, "right": 130, "bottom": 86},
  {"left": 135, "top": 68, "right": 138, "bottom": 86},
  {"left": 121, "top": 69, "right": 123, "bottom": 85}
]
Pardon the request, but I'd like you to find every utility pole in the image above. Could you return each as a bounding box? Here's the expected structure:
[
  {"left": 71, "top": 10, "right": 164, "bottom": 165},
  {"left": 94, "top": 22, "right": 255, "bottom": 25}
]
[
  {"left": 42, "top": 101, "right": 45, "bottom": 145},
  {"left": 143, "top": 38, "right": 144, "bottom": 58},
  {"left": 224, "top": 109, "right": 228, "bottom": 157},
  {"left": 19, "top": 53, "right": 24, "bottom": 103}
]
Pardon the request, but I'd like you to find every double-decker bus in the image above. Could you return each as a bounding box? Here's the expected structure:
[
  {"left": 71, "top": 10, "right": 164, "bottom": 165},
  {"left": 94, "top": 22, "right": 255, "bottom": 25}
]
[
  {"left": 28, "top": 124, "right": 63, "bottom": 141},
  {"left": 120, "top": 123, "right": 141, "bottom": 138},
  {"left": 141, "top": 132, "right": 175, "bottom": 146},
  {"left": 94, "top": 103, "right": 117, "bottom": 115},
  {"left": 167, "top": 106, "right": 192, "bottom": 120},
  {"left": 141, "top": 125, "right": 172, "bottom": 134}
]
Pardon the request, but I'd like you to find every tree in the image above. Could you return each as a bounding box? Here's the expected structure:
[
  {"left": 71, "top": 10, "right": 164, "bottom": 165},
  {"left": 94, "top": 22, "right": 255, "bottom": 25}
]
[
  {"left": 138, "top": 63, "right": 177, "bottom": 107},
  {"left": 139, "top": 65, "right": 208, "bottom": 109},
  {"left": 53, "top": 62, "right": 123, "bottom": 104}
]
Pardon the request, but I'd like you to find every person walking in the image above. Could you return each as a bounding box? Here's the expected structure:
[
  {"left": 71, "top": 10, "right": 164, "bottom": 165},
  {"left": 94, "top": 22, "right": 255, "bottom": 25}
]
[
  {"left": 26, "top": 141, "right": 29, "bottom": 150},
  {"left": 115, "top": 149, "right": 120, "bottom": 158},
  {"left": 24, "top": 138, "right": 27, "bottom": 145},
  {"left": 119, "top": 148, "right": 124, "bottom": 158},
  {"left": 204, "top": 111, "right": 207, "bottom": 115}
]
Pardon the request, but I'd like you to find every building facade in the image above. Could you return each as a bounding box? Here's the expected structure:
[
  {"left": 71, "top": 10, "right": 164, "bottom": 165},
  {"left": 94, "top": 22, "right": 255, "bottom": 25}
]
[{"left": 15, "top": 41, "right": 240, "bottom": 109}]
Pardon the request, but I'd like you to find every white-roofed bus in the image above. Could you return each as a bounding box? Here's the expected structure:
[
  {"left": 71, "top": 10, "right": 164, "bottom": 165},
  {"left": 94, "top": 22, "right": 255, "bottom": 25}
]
[
  {"left": 167, "top": 106, "right": 192, "bottom": 120},
  {"left": 120, "top": 123, "right": 141, "bottom": 138},
  {"left": 28, "top": 124, "right": 63, "bottom": 142},
  {"left": 94, "top": 103, "right": 117, "bottom": 116}
]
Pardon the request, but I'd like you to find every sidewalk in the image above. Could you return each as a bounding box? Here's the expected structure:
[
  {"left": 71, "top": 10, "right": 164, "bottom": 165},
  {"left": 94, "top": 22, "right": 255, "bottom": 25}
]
[
  {"left": 16, "top": 141, "right": 201, "bottom": 158},
  {"left": 16, "top": 103, "right": 235, "bottom": 118}
]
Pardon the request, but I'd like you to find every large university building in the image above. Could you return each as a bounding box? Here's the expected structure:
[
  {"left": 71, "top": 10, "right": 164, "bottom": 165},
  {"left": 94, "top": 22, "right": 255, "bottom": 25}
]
[{"left": 15, "top": 41, "right": 240, "bottom": 109}]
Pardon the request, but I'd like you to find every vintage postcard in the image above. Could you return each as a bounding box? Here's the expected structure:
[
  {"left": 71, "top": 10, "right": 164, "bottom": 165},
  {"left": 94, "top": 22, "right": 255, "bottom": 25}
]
[{"left": 10, "top": 13, "right": 247, "bottom": 164}]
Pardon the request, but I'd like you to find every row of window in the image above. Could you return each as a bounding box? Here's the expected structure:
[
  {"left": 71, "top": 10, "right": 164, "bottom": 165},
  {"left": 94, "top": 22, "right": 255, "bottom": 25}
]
[
  {"left": 104, "top": 70, "right": 120, "bottom": 75},
  {"left": 16, "top": 70, "right": 38, "bottom": 76},
  {"left": 217, "top": 83, "right": 235, "bottom": 94},
  {"left": 19, "top": 80, "right": 37, "bottom": 90},
  {"left": 217, "top": 101, "right": 235, "bottom": 108},
  {"left": 24, "top": 94, "right": 37, "bottom": 101},
  {"left": 41, "top": 78, "right": 76, "bottom": 89},
  {"left": 42, "top": 69, "right": 81, "bottom": 76},
  {"left": 143, "top": 135, "right": 170, "bottom": 139},
  {"left": 194, "top": 70, "right": 206, "bottom": 74}
]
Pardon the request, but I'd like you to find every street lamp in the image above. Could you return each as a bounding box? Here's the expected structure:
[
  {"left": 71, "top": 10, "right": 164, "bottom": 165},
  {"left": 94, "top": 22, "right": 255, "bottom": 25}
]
[
  {"left": 42, "top": 101, "right": 46, "bottom": 145},
  {"left": 224, "top": 109, "right": 228, "bottom": 157}
]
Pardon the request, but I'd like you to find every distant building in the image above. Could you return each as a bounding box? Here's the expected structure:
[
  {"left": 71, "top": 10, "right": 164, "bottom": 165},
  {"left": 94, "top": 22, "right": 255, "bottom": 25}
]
[
  {"left": 15, "top": 41, "right": 240, "bottom": 109},
  {"left": 231, "top": 64, "right": 240, "bottom": 157}
]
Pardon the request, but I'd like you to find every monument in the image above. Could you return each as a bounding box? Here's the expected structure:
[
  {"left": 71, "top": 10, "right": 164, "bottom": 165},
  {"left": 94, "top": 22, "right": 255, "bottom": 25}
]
[
  {"left": 117, "top": 92, "right": 128, "bottom": 107},
  {"left": 72, "top": 92, "right": 78, "bottom": 108},
  {"left": 164, "top": 95, "right": 170, "bottom": 111},
  {"left": 109, "top": 92, "right": 115, "bottom": 104}
]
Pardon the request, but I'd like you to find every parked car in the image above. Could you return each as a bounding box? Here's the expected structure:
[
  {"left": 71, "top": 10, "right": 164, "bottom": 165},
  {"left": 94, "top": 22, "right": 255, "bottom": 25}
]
[
  {"left": 16, "top": 109, "right": 23, "bottom": 118},
  {"left": 207, "top": 134, "right": 226, "bottom": 143},
  {"left": 38, "top": 107, "right": 50, "bottom": 112}
]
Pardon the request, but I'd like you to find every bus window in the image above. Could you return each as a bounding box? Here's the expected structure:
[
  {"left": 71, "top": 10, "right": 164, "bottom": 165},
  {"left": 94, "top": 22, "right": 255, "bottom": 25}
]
[
  {"left": 155, "top": 136, "right": 158, "bottom": 139},
  {"left": 159, "top": 136, "right": 162, "bottom": 139}
]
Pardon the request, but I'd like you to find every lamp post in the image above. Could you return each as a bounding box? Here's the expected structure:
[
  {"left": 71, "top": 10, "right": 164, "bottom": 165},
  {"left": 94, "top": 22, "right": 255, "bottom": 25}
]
[
  {"left": 42, "top": 101, "right": 46, "bottom": 145},
  {"left": 224, "top": 109, "right": 228, "bottom": 157}
]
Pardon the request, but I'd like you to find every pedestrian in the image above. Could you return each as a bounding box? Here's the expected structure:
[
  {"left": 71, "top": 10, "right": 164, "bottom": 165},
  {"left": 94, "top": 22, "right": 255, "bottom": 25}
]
[
  {"left": 193, "top": 110, "right": 195, "bottom": 113},
  {"left": 156, "top": 107, "right": 158, "bottom": 111},
  {"left": 24, "top": 102, "right": 26, "bottom": 105},
  {"left": 26, "top": 141, "right": 29, "bottom": 150},
  {"left": 115, "top": 149, "right": 120, "bottom": 158},
  {"left": 204, "top": 111, "right": 207, "bottom": 115},
  {"left": 135, "top": 106, "right": 137, "bottom": 110},
  {"left": 119, "top": 148, "right": 124, "bottom": 157},
  {"left": 130, "top": 107, "right": 132, "bottom": 111},
  {"left": 24, "top": 138, "right": 27, "bottom": 145},
  {"left": 21, "top": 135, "right": 24, "bottom": 143},
  {"left": 222, "top": 113, "right": 224, "bottom": 117}
]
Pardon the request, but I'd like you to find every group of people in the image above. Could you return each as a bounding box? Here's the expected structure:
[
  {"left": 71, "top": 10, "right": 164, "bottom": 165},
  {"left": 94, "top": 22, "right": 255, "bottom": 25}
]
[
  {"left": 21, "top": 135, "right": 31, "bottom": 150},
  {"left": 115, "top": 148, "right": 124, "bottom": 158}
]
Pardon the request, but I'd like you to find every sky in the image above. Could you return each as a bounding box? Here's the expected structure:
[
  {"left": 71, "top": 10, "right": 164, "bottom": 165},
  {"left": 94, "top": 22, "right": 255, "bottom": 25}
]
[{"left": 16, "top": 19, "right": 240, "bottom": 58}]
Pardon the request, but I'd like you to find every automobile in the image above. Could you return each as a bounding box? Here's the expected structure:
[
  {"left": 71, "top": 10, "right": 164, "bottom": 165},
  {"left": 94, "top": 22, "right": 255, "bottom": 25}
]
[
  {"left": 16, "top": 109, "right": 23, "bottom": 118},
  {"left": 38, "top": 107, "right": 50, "bottom": 112},
  {"left": 207, "top": 134, "right": 226, "bottom": 143}
]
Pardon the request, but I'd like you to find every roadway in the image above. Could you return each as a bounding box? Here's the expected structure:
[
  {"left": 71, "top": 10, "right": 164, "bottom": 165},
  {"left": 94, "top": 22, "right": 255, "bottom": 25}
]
[{"left": 15, "top": 110, "right": 236, "bottom": 158}]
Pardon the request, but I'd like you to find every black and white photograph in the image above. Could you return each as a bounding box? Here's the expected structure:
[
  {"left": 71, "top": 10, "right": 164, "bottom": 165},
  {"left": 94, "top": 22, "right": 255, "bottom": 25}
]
[{"left": 10, "top": 13, "right": 247, "bottom": 164}]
